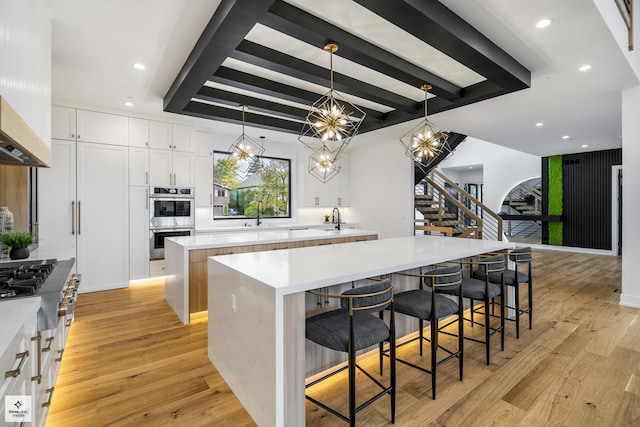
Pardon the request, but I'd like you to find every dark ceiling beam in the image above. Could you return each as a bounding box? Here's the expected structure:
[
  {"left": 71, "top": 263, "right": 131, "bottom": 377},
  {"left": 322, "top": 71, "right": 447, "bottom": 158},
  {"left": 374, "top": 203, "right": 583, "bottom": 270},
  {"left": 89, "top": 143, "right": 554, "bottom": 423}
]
[
  {"left": 183, "top": 101, "right": 302, "bottom": 134},
  {"left": 261, "top": 1, "right": 462, "bottom": 102},
  {"left": 195, "top": 86, "right": 308, "bottom": 121},
  {"left": 210, "top": 66, "right": 389, "bottom": 122},
  {"left": 163, "top": 0, "right": 277, "bottom": 113},
  {"left": 354, "top": 0, "right": 530, "bottom": 91},
  {"left": 231, "top": 40, "right": 417, "bottom": 113}
]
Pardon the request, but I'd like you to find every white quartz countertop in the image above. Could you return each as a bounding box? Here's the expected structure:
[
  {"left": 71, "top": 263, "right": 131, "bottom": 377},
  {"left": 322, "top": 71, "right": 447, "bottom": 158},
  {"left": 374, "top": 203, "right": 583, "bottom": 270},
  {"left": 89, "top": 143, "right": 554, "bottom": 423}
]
[
  {"left": 167, "top": 228, "right": 377, "bottom": 250},
  {"left": 195, "top": 222, "right": 357, "bottom": 233},
  {"left": 209, "top": 235, "right": 513, "bottom": 296},
  {"left": 0, "top": 298, "right": 41, "bottom": 357}
]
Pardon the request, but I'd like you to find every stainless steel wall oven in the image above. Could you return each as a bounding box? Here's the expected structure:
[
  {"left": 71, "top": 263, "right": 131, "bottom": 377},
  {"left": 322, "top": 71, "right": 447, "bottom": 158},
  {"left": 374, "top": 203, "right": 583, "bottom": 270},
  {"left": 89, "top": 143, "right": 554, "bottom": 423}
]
[{"left": 149, "top": 187, "right": 195, "bottom": 260}]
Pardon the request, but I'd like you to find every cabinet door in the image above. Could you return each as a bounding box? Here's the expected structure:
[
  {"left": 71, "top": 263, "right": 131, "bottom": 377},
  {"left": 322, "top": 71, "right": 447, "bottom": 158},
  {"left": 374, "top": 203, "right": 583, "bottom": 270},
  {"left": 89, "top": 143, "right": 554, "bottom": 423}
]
[
  {"left": 129, "top": 117, "right": 149, "bottom": 148},
  {"left": 129, "top": 186, "right": 150, "bottom": 280},
  {"left": 192, "top": 130, "right": 213, "bottom": 156},
  {"left": 172, "top": 151, "right": 194, "bottom": 187},
  {"left": 149, "top": 149, "right": 172, "bottom": 186},
  {"left": 129, "top": 147, "right": 149, "bottom": 186},
  {"left": 76, "top": 142, "right": 129, "bottom": 292},
  {"left": 51, "top": 106, "right": 76, "bottom": 140},
  {"left": 195, "top": 155, "right": 213, "bottom": 207},
  {"left": 335, "top": 153, "right": 350, "bottom": 206},
  {"left": 38, "top": 139, "right": 77, "bottom": 261},
  {"left": 149, "top": 121, "right": 172, "bottom": 150},
  {"left": 172, "top": 124, "right": 193, "bottom": 152},
  {"left": 76, "top": 110, "right": 129, "bottom": 146}
]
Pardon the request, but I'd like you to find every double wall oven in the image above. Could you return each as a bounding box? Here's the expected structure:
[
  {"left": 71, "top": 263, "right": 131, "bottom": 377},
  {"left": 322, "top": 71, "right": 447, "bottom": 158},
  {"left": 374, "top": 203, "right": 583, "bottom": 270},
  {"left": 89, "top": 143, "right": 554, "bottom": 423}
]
[{"left": 149, "top": 187, "right": 195, "bottom": 260}]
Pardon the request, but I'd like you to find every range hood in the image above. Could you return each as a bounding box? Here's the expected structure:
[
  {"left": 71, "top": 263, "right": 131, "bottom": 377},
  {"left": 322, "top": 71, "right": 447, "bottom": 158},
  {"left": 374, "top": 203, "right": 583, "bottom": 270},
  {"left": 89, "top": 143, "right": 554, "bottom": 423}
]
[{"left": 0, "top": 96, "right": 51, "bottom": 167}]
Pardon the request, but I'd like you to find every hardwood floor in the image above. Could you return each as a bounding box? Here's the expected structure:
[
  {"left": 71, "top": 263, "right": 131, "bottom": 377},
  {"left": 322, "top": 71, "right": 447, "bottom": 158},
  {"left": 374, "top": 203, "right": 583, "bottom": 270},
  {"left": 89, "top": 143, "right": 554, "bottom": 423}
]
[{"left": 47, "top": 249, "right": 639, "bottom": 426}]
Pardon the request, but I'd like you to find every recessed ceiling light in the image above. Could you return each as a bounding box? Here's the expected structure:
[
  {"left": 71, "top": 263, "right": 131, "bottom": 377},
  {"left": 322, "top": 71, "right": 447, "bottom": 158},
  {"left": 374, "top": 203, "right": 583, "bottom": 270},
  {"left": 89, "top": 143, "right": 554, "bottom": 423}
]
[
  {"left": 535, "top": 122, "right": 543, "bottom": 127},
  {"left": 125, "top": 97, "right": 134, "bottom": 107},
  {"left": 562, "top": 135, "right": 570, "bottom": 140},
  {"left": 581, "top": 144, "right": 588, "bottom": 148},
  {"left": 579, "top": 64, "right": 592, "bottom": 72},
  {"left": 536, "top": 18, "right": 552, "bottom": 29},
  {"left": 468, "top": 166, "right": 473, "bottom": 169},
  {"left": 133, "top": 62, "right": 145, "bottom": 70}
]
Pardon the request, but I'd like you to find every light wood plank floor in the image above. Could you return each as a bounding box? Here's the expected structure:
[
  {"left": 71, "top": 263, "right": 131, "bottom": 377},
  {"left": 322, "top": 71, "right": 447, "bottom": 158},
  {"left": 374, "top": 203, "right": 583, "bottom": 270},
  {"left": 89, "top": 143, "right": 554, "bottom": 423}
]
[{"left": 47, "top": 249, "right": 639, "bottom": 426}]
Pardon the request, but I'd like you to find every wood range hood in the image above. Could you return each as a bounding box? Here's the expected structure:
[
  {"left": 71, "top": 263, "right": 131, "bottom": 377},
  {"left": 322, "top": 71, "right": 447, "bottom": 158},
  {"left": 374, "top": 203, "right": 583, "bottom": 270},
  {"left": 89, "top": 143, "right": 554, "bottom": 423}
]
[{"left": 0, "top": 96, "right": 51, "bottom": 167}]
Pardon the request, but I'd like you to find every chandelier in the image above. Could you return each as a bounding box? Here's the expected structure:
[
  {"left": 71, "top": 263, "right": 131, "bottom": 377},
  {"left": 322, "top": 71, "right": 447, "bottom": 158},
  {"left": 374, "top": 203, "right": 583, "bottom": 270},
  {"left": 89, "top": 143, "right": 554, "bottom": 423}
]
[
  {"left": 308, "top": 147, "right": 341, "bottom": 183},
  {"left": 225, "top": 105, "right": 264, "bottom": 179},
  {"left": 299, "top": 42, "right": 365, "bottom": 182},
  {"left": 400, "top": 84, "right": 451, "bottom": 172}
]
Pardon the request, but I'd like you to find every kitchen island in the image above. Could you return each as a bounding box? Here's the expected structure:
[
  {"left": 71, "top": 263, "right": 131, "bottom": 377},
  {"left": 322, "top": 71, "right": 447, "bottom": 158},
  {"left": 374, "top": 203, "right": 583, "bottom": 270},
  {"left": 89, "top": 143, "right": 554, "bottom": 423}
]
[
  {"left": 207, "top": 235, "right": 513, "bottom": 427},
  {"left": 164, "top": 228, "right": 377, "bottom": 323}
]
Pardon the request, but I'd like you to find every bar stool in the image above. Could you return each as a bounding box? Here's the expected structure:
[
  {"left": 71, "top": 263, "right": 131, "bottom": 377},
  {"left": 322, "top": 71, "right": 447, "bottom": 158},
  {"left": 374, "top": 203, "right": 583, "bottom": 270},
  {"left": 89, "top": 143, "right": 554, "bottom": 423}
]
[
  {"left": 390, "top": 265, "right": 464, "bottom": 399},
  {"left": 305, "top": 278, "right": 396, "bottom": 426},
  {"left": 473, "top": 247, "right": 533, "bottom": 338},
  {"left": 439, "top": 254, "right": 505, "bottom": 365}
]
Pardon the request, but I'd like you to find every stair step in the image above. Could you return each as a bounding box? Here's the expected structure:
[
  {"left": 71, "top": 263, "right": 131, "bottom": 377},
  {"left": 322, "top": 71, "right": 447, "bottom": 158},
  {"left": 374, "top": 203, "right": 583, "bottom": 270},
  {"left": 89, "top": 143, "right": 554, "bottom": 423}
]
[{"left": 423, "top": 213, "right": 457, "bottom": 219}]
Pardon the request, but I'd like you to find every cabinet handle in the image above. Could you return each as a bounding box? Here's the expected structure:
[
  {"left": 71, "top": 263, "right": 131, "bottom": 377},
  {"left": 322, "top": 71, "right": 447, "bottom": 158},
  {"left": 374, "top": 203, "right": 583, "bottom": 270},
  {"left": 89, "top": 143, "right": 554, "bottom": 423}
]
[
  {"left": 315, "top": 197, "right": 319, "bottom": 206},
  {"left": 146, "top": 142, "right": 148, "bottom": 147},
  {"left": 5, "top": 351, "right": 29, "bottom": 378},
  {"left": 31, "top": 333, "right": 42, "bottom": 383},
  {"left": 210, "top": 194, "right": 212, "bottom": 205},
  {"left": 42, "top": 387, "right": 55, "bottom": 408},
  {"left": 55, "top": 349, "right": 64, "bottom": 362},
  {"left": 65, "top": 316, "right": 73, "bottom": 327},
  {"left": 71, "top": 133, "right": 75, "bottom": 138},
  {"left": 338, "top": 197, "right": 342, "bottom": 206},
  {"left": 145, "top": 171, "right": 149, "bottom": 185},
  {"left": 173, "top": 173, "right": 177, "bottom": 185},
  {"left": 78, "top": 201, "right": 81, "bottom": 235},
  {"left": 71, "top": 201, "right": 75, "bottom": 235},
  {"left": 42, "top": 337, "right": 54, "bottom": 352}
]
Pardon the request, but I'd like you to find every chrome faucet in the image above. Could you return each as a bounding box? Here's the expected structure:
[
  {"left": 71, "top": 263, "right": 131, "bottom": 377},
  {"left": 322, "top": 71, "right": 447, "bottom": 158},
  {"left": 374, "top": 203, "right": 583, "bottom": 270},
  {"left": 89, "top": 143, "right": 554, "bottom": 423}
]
[
  {"left": 257, "top": 200, "right": 264, "bottom": 226},
  {"left": 332, "top": 207, "right": 341, "bottom": 231}
]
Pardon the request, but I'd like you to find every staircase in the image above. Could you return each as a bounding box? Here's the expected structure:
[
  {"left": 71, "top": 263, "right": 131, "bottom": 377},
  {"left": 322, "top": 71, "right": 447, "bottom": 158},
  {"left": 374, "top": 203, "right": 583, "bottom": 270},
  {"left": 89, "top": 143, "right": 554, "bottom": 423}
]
[
  {"left": 501, "top": 178, "right": 542, "bottom": 243},
  {"left": 415, "top": 169, "right": 503, "bottom": 241}
]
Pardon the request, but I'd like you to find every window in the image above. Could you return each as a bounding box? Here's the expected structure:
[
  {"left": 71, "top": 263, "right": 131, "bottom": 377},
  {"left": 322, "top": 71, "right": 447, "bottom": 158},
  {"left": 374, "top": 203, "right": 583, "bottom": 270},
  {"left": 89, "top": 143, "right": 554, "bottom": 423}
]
[{"left": 213, "top": 151, "right": 291, "bottom": 219}]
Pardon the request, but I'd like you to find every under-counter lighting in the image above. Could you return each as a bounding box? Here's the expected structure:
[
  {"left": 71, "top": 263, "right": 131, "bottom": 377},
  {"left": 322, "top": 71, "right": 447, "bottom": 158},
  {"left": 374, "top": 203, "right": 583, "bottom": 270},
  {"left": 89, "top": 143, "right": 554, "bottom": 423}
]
[
  {"left": 133, "top": 62, "right": 145, "bottom": 70},
  {"left": 579, "top": 64, "right": 592, "bottom": 72},
  {"left": 536, "top": 18, "right": 552, "bottom": 29}
]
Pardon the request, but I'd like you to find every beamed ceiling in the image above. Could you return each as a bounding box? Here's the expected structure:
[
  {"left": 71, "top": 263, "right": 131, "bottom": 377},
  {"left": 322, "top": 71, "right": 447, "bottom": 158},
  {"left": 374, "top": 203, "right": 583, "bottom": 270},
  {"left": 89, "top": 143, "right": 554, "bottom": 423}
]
[{"left": 163, "top": 0, "right": 531, "bottom": 136}]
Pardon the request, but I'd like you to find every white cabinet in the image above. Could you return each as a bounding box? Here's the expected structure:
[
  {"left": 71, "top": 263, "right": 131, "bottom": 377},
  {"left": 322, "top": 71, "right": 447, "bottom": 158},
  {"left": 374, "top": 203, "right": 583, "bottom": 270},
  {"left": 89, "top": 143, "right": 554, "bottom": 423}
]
[
  {"left": 195, "top": 155, "right": 213, "bottom": 207},
  {"left": 129, "top": 186, "right": 150, "bottom": 280},
  {"left": 193, "top": 130, "right": 214, "bottom": 156},
  {"left": 149, "top": 121, "right": 172, "bottom": 150},
  {"left": 39, "top": 140, "right": 129, "bottom": 292},
  {"left": 128, "top": 117, "right": 149, "bottom": 148},
  {"left": 149, "top": 149, "right": 194, "bottom": 187},
  {"left": 172, "top": 124, "right": 193, "bottom": 152},
  {"left": 76, "top": 109, "right": 129, "bottom": 146},
  {"left": 51, "top": 106, "right": 76, "bottom": 140},
  {"left": 303, "top": 152, "right": 351, "bottom": 207},
  {"left": 129, "top": 147, "right": 149, "bottom": 186}
]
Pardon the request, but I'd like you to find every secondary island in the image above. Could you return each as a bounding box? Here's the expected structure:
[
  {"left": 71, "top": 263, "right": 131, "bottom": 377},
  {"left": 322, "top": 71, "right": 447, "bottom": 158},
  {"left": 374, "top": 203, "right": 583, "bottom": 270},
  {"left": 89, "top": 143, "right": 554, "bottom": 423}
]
[{"left": 164, "top": 228, "right": 378, "bottom": 323}]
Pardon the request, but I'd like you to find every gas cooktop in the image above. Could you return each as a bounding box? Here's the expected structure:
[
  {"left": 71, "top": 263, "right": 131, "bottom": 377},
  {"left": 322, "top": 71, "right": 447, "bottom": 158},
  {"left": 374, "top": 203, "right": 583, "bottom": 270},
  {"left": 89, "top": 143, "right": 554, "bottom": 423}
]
[{"left": 0, "top": 259, "right": 58, "bottom": 299}]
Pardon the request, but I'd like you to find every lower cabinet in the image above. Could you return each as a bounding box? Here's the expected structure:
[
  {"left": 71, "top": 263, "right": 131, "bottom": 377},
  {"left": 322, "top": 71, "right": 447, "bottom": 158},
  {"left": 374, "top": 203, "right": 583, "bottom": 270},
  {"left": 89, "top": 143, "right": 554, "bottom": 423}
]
[{"left": 129, "top": 186, "right": 150, "bottom": 280}]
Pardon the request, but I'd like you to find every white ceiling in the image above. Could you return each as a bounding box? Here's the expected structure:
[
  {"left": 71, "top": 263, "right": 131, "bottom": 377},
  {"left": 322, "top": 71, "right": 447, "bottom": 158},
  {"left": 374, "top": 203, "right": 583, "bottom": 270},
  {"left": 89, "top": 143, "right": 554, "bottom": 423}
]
[{"left": 50, "top": 0, "right": 639, "bottom": 157}]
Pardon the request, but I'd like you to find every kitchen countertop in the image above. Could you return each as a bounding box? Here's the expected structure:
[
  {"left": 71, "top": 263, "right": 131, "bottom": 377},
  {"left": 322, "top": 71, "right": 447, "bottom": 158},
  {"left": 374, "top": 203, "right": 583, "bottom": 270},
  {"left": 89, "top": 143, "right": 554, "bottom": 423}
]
[
  {"left": 195, "top": 222, "right": 358, "bottom": 233},
  {"left": 168, "top": 227, "right": 375, "bottom": 250}
]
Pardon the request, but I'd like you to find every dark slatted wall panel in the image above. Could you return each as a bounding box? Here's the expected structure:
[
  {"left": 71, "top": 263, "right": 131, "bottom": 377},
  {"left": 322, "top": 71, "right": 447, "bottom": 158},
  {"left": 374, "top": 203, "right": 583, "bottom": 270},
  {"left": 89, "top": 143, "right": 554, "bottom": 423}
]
[
  {"left": 541, "top": 157, "right": 550, "bottom": 244},
  {"left": 562, "top": 149, "right": 622, "bottom": 250}
]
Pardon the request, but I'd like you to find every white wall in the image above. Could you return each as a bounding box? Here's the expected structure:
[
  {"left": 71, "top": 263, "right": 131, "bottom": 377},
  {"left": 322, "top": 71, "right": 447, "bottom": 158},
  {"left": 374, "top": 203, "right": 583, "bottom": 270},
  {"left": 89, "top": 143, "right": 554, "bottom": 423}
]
[
  {"left": 620, "top": 85, "right": 640, "bottom": 308},
  {"left": 349, "top": 140, "right": 414, "bottom": 238},
  {"left": 0, "top": 0, "right": 51, "bottom": 146},
  {"left": 438, "top": 137, "right": 541, "bottom": 213}
]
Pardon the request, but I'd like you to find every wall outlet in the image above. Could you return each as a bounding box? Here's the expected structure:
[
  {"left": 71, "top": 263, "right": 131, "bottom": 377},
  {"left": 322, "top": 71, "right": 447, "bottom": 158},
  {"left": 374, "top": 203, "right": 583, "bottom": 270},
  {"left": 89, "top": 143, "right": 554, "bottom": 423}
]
[{"left": 231, "top": 294, "right": 237, "bottom": 313}]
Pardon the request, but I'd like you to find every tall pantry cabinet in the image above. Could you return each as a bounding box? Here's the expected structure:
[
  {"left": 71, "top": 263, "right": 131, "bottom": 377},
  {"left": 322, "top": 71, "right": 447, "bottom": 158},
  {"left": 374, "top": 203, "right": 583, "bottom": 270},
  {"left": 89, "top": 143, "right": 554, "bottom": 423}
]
[{"left": 39, "top": 106, "right": 129, "bottom": 292}]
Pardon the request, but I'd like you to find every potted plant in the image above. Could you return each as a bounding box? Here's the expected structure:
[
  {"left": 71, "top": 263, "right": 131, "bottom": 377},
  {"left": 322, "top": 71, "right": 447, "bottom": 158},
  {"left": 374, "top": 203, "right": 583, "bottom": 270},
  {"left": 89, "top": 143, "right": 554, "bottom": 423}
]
[
  {"left": 0, "top": 231, "right": 34, "bottom": 260},
  {"left": 324, "top": 214, "right": 330, "bottom": 223}
]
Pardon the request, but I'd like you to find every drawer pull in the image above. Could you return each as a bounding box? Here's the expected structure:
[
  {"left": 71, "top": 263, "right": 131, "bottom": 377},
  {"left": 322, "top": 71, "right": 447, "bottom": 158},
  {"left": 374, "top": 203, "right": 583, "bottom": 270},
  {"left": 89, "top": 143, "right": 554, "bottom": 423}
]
[
  {"left": 42, "top": 337, "right": 54, "bottom": 352},
  {"left": 42, "top": 387, "right": 55, "bottom": 408},
  {"left": 55, "top": 349, "right": 64, "bottom": 362},
  {"left": 5, "top": 351, "right": 29, "bottom": 378}
]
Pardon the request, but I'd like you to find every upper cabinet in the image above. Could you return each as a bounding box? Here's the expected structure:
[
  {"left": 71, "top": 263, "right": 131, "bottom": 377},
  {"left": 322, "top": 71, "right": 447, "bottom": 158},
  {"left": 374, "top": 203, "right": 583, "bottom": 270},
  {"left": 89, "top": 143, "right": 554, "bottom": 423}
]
[
  {"left": 149, "top": 121, "right": 173, "bottom": 150},
  {"left": 192, "top": 130, "right": 214, "bottom": 156},
  {"left": 129, "top": 118, "right": 149, "bottom": 148},
  {"left": 51, "top": 106, "right": 76, "bottom": 140},
  {"left": 172, "top": 124, "right": 193, "bottom": 152},
  {"left": 76, "top": 110, "right": 129, "bottom": 146}
]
